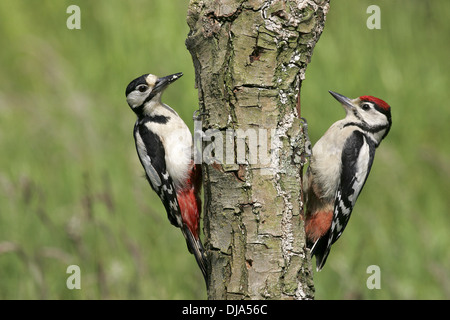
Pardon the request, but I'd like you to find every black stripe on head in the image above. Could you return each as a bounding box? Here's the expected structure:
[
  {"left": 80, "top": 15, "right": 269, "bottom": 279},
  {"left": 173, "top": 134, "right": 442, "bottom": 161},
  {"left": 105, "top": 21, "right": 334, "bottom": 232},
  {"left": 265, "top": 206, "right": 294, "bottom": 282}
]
[
  {"left": 125, "top": 74, "right": 149, "bottom": 97},
  {"left": 374, "top": 104, "right": 392, "bottom": 125},
  {"left": 141, "top": 88, "right": 158, "bottom": 105},
  {"left": 360, "top": 96, "right": 392, "bottom": 130},
  {"left": 343, "top": 121, "right": 389, "bottom": 134},
  {"left": 371, "top": 104, "right": 392, "bottom": 141},
  {"left": 143, "top": 115, "right": 169, "bottom": 124},
  {"left": 133, "top": 90, "right": 160, "bottom": 118}
]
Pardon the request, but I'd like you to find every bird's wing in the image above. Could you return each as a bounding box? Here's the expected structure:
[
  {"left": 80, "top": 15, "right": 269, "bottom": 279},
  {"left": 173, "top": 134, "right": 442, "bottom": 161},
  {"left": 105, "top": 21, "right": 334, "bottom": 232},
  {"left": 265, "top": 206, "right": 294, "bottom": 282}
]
[
  {"left": 331, "top": 130, "right": 376, "bottom": 244},
  {"left": 134, "top": 121, "right": 182, "bottom": 228},
  {"left": 315, "top": 130, "right": 376, "bottom": 270}
]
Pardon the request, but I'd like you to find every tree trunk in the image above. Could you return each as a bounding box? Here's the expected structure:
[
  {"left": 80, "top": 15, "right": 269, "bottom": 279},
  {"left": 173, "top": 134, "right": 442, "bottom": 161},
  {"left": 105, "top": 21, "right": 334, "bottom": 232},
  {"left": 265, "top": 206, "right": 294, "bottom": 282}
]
[{"left": 186, "top": 0, "right": 329, "bottom": 300}]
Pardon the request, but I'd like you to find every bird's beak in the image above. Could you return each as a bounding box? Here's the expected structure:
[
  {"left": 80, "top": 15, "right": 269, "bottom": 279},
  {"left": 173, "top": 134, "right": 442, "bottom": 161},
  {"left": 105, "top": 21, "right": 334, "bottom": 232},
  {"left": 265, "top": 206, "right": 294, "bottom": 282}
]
[
  {"left": 153, "top": 72, "right": 183, "bottom": 93},
  {"left": 329, "top": 91, "right": 355, "bottom": 111}
]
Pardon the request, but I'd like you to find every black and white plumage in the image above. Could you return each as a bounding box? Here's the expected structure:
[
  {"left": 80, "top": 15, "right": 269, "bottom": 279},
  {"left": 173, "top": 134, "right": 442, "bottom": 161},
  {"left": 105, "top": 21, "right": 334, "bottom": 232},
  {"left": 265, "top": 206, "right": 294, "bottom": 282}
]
[
  {"left": 304, "top": 91, "right": 392, "bottom": 271},
  {"left": 125, "top": 73, "right": 207, "bottom": 282}
]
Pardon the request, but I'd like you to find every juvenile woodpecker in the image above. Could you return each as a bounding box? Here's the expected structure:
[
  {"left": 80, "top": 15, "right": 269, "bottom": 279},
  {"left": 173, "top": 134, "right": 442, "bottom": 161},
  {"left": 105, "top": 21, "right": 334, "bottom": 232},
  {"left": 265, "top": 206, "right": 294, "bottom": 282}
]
[
  {"left": 304, "top": 91, "right": 391, "bottom": 271},
  {"left": 125, "top": 72, "right": 207, "bottom": 282}
]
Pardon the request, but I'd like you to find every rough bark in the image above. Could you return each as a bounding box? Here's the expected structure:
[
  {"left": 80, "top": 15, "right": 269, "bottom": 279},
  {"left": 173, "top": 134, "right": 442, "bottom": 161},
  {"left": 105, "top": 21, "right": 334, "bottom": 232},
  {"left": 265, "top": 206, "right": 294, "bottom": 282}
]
[{"left": 186, "top": 0, "right": 329, "bottom": 300}]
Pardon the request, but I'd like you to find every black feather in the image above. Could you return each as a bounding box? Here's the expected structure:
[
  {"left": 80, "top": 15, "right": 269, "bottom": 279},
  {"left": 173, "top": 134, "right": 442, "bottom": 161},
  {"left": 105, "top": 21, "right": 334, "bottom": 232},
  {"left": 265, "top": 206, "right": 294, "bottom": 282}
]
[
  {"left": 134, "top": 119, "right": 180, "bottom": 227},
  {"left": 312, "top": 130, "right": 376, "bottom": 271}
]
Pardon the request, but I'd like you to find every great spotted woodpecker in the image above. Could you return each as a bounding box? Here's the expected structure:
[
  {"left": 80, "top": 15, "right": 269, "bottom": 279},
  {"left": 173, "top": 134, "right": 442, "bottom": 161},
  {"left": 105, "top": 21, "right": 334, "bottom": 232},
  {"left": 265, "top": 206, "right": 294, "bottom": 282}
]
[
  {"left": 125, "top": 72, "right": 207, "bottom": 282},
  {"left": 304, "top": 91, "right": 392, "bottom": 271}
]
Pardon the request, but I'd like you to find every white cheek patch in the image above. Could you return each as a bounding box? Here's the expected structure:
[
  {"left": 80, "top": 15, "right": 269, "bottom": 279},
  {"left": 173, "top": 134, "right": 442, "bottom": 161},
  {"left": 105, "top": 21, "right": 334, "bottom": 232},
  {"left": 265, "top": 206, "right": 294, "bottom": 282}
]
[{"left": 127, "top": 91, "right": 146, "bottom": 108}]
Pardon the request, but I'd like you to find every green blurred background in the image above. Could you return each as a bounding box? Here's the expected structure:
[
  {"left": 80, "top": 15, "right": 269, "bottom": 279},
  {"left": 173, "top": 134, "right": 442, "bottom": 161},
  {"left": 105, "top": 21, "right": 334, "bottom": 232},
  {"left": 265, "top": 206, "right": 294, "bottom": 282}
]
[{"left": 0, "top": 0, "right": 449, "bottom": 299}]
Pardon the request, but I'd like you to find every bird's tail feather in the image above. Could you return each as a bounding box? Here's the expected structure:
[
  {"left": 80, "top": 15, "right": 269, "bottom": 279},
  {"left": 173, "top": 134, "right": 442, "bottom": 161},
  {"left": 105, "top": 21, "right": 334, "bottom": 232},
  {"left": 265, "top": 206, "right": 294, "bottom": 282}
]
[
  {"left": 181, "top": 224, "right": 208, "bottom": 285},
  {"left": 310, "top": 232, "right": 331, "bottom": 271}
]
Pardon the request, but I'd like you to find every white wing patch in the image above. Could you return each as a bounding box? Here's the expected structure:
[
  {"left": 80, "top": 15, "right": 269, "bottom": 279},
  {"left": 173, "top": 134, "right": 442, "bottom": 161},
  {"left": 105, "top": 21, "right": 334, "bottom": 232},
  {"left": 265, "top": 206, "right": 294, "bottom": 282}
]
[
  {"left": 336, "top": 191, "right": 352, "bottom": 216},
  {"left": 350, "top": 139, "right": 370, "bottom": 205},
  {"left": 161, "top": 173, "right": 174, "bottom": 195},
  {"left": 134, "top": 130, "right": 162, "bottom": 189},
  {"left": 329, "top": 134, "right": 373, "bottom": 247}
]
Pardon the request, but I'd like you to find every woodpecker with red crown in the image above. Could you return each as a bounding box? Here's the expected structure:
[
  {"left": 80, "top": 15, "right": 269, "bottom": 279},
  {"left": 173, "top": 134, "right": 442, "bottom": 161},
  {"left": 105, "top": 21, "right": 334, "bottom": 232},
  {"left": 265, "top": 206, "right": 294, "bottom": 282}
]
[
  {"left": 125, "top": 72, "right": 207, "bottom": 283},
  {"left": 304, "top": 91, "right": 392, "bottom": 271}
]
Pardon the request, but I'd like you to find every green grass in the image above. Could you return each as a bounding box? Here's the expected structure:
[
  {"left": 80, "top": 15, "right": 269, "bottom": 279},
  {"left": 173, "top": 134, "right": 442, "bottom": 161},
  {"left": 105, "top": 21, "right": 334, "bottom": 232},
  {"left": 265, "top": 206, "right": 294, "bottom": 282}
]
[
  {"left": 0, "top": 0, "right": 449, "bottom": 299},
  {"left": 0, "top": 0, "right": 204, "bottom": 299}
]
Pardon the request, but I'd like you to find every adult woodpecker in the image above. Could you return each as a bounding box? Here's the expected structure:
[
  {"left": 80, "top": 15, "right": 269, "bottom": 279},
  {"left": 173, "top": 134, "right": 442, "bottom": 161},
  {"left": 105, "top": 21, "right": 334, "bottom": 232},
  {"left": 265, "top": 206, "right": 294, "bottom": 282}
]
[
  {"left": 304, "top": 91, "right": 391, "bottom": 271},
  {"left": 125, "top": 72, "right": 207, "bottom": 282}
]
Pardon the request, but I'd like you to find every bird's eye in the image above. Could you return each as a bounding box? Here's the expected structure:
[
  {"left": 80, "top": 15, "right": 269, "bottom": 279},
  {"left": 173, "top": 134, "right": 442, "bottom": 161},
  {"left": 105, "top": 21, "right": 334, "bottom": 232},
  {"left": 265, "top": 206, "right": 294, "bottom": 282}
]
[
  {"left": 137, "top": 85, "right": 148, "bottom": 92},
  {"left": 361, "top": 103, "right": 371, "bottom": 111}
]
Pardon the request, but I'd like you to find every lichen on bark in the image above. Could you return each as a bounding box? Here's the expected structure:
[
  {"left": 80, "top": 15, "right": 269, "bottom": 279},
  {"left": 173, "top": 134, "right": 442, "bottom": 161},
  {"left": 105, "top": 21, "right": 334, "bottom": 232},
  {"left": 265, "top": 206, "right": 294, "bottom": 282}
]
[{"left": 186, "top": 0, "right": 329, "bottom": 300}]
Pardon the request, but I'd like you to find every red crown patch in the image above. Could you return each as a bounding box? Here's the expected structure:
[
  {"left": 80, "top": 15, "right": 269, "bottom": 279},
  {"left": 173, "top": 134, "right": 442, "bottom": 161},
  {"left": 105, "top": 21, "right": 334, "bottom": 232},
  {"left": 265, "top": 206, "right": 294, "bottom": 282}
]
[{"left": 359, "top": 96, "right": 390, "bottom": 111}]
